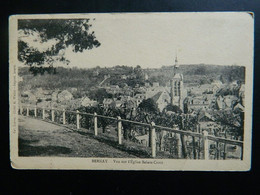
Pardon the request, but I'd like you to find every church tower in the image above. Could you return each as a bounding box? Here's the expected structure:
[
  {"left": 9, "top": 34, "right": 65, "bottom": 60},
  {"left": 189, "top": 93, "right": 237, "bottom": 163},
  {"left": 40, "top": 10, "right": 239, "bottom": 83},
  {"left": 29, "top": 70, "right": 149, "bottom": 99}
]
[{"left": 170, "top": 53, "right": 185, "bottom": 111}]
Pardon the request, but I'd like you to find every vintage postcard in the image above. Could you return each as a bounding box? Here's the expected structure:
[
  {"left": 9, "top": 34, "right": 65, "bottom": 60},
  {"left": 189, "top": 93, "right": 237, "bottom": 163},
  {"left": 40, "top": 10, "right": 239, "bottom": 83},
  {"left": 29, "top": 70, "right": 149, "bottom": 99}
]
[{"left": 9, "top": 12, "right": 253, "bottom": 170}]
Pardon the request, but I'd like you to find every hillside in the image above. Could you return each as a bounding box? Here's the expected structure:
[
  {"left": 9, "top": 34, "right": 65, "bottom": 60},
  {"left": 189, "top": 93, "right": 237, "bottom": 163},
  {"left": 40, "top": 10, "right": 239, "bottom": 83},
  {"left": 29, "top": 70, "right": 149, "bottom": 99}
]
[
  {"left": 147, "top": 64, "right": 245, "bottom": 86},
  {"left": 18, "top": 64, "right": 245, "bottom": 92}
]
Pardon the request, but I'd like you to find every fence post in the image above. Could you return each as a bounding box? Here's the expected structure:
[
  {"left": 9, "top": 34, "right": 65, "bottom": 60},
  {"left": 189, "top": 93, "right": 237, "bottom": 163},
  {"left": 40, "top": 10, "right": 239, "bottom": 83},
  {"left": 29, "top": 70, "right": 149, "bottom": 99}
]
[
  {"left": 216, "top": 141, "right": 220, "bottom": 160},
  {"left": 240, "top": 145, "right": 243, "bottom": 160},
  {"left": 197, "top": 124, "right": 201, "bottom": 159},
  {"left": 94, "top": 112, "right": 98, "bottom": 136},
  {"left": 76, "top": 110, "right": 80, "bottom": 129},
  {"left": 192, "top": 126, "right": 196, "bottom": 159},
  {"left": 26, "top": 107, "right": 29, "bottom": 116},
  {"left": 34, "top": 106, "right": 37, "bottom": 117},
  {"left": 117, "top": 116, "right": 122, "bottom": 145},
  {"left": 151, "top": 122, "right": 156, "bottom": 158},
  {"left": 63, "top": 109, "right": 66, "bottom": 125},
  {"left": 203, "top": 130, "right": 209, "bottom": 160},
  {"left": 42, "top": 108, "right": 45, "bottom": 119},
  {"left": 176, "top": 133, "right": 182, "bottom": 159},
  {"left": 51, "top": 107, "right": 55, "bottom": 122},
  {"left": 19, "top": 106, "right": 22, "bottom": 115}
]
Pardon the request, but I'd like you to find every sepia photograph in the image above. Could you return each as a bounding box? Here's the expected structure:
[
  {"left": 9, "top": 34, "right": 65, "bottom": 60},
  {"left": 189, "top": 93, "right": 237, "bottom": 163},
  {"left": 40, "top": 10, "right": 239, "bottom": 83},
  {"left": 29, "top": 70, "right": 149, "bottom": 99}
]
[{"left": 9, "top": 12, "right": 253, "bottom": 170}]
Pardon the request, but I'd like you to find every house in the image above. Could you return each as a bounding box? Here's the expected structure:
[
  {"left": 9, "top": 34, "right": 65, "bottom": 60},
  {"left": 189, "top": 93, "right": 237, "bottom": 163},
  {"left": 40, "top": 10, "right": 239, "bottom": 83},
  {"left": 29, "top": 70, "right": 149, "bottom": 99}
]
[
  {"left": 65, "top": 98, "right": 82, "bottom": 110},
  {"left": 37, "top": 100, "right": 52, "bottom": 108},
  {"left": 144, "top": 73, "right": 149, "bottom": 80},
  {"left": 185, "top": 96, "right": 209, "bottom": 111},
  {"left": 121, "top": 74, "right": 127, "bottom": 79},
  {"left": 81, "top": 97, "right": 98, "bottom": 107},
  {"left": 216, "top": 95, "right": 238, "bottom": 110},
  {"left": 103, "top": 98, "right": 114, "bottom": 108},
  {"left": 224, "top": 95, "right": 239, "bottom": 109},
  {"left": 216, "top": 96, "right": 225, "bottom": 110},
  {"left": 57, "top": 90, "right": 73, "bottom": 102},
  {"left": 197, "top": 111, "right": 221, "bottom": 135},
  {"left": 93, "top": 70, "right": 99, "bottom": 76},
  {"left": 145, "top": 86, "right": 166, "bottom": 99},
  {"left": 33, "top": 88, "right": 45, "bottom": 99},
  {"left": 239, "top": 84, "right": 245, "bottom": 106},
  {"left": 51, "top": 91, "right": 59, "bottom": 102},
  {"left": 134, "top": 86, "right": 146, "bottom": 94},
  {"left": 27, "top": 92, "right": 37, "bottom": 104},
  {"left": 134, "top": 93, "right": 146, "bottom": 105},
  {"left": 107, "top": 85, "right": 120, "bottom": 94},
  {"left": 144, "top": 82, "right": 151, "bottom": 88},
  {"left": 212, "top": 80, "right": 223, "bottom": 93},
  {"left": 198, "top": 111, "right": 215, "bottom": 122},
  {"left": 123, "top": 99, "right": 137, "bottom": 110},
  {"left": 110, "top": 100, "right": 123, "bottom": 108},
  {"left": 233, "top": 102, "right": 244, "bottom": 112},
  {"left": 151, "top": 90, "right": 171, "bottom": 112},
  {"left": 152, "top": 82, "right": 159, "bottom": 87}
]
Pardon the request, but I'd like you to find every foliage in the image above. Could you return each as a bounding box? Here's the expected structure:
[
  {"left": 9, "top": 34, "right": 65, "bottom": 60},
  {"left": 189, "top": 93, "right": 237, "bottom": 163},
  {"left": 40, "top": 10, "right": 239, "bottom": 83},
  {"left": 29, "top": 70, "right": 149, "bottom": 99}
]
[
  {"left": 88, "top": 88, "right": 112, "bottom": 103},
  {"left": 211, "top": 109, "right": 244, "bottom": 140},
  {"left": 163, "top": 104, "right": 182, "bottom": 114},
  {"left": 138, "top": 98, "right": 159, "bottom": 114},
  {"left": 18, "top": 19, "right": 100, "bottom": 74}
]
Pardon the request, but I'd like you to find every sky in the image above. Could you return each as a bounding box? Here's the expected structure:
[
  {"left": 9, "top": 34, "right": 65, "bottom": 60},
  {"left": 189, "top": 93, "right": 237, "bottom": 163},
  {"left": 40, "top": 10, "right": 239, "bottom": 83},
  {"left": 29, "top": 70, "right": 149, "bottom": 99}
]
[{"left": 19, "top": 12, "right": 254, "bottom": 69}]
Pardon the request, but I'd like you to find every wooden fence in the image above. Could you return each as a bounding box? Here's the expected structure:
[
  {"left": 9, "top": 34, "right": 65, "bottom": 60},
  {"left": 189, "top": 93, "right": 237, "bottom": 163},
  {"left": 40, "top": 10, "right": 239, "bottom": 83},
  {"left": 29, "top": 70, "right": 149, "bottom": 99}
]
[{"left": 19, "top": 104, "right": 244, "bottom": 160}]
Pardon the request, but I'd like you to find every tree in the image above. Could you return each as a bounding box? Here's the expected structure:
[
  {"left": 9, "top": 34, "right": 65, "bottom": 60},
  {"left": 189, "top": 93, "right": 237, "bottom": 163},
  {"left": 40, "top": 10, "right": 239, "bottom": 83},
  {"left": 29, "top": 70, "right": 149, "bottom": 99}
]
[
  {"left": 89, "top": 88, "right": 111, "bottom": 103},
  {"left": 163, "top": 104, "right": 182, "bottom": 114},
  {"left": 138, "top": 98, "right": 159, "bottom": 114},
  {"left": 18, "top": 19, "right": 101, "bottom": 75}
]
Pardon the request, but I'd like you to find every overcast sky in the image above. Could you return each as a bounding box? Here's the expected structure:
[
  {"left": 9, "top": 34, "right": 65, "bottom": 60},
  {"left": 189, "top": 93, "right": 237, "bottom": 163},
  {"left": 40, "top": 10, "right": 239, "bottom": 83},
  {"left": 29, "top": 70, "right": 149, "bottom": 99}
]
[{"left": 20, "top": 12, "right": 254, "bottom": 69}]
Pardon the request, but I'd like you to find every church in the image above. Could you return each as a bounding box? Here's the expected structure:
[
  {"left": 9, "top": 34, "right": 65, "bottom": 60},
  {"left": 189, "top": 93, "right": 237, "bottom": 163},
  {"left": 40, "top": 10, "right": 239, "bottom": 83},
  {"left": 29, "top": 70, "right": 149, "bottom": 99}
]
[{"left": 169, "top": 55, "right": 186, "bottom": 111}]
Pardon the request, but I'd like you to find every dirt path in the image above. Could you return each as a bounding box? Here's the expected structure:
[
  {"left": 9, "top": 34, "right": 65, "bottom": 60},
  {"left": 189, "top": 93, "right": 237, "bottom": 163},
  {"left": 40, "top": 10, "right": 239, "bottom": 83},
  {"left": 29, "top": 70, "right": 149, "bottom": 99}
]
[{"left": 18, "top": 116, "right": 137, "bottom": 158}]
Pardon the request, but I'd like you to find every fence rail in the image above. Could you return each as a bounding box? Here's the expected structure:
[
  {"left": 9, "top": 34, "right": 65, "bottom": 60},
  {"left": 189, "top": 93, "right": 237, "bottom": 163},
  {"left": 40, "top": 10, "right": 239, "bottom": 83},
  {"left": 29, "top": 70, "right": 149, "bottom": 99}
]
[{"left": 19, "top": 104, "right": 244, "bottom": 160}]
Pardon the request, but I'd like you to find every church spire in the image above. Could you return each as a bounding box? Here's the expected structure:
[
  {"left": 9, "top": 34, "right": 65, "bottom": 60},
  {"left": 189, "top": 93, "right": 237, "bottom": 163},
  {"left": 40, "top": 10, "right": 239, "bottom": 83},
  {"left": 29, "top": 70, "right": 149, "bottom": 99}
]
[
  {"left": 175, "top": 51, "right": 178, "bottom": 67},
  {"left": 173, "top": 51, "right": 179, "bottom": 75}
]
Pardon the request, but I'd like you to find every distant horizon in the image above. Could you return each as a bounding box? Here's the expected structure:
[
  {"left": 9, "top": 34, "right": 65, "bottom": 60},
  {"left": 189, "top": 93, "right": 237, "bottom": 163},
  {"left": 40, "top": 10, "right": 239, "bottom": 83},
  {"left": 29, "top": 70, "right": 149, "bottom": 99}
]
[{"left": 18, "top": 63, "right": 246, "bottom": 70}]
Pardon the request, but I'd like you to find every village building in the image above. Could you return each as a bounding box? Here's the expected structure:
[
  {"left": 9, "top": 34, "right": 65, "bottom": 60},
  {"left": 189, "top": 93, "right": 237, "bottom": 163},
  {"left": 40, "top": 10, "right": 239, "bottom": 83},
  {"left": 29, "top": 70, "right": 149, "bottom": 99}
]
[
  {"left": 170, "top": 73, "right": 186, "bottom": 111},
  {"left": 93, "top": 70, "right": 99, "bottom": 76},
  {"left": 106, "top": 85, "right": 121, "bottom": 94},
  {"left": 124, "top": 99, "right": 137, "bottom": 110},
  {"left": 151, "top": 90, "right": 171, "bottom": 112},
  {"left": 152, "top": 82, "right": 160, "bottom": 87},
  {"left": 239, "top": 84, "right": 245, "bottom": 106},
  {"left": 134, "top": 93, "right": 146, "bottom": 106},
  {"left": 103, "top": 98, "right": 114, "bottom": 108},
  {"left": 110, "top": 100, "right": 123, "bottom": 108},
  {"left": 145, "top": 85, "right": 167, "bottom": 99},
  {"left": 212, "top": 80, "right": 223, "bottom": 93},
  {"left": 233, "top": 102, "right": 244, "bottom": 113},
  {"left": 51, "top": 91, "right": 59, "bottom": 102},
  {"left": 25, "top": 91, "right": 37, "bottom": 104},
  {"left": 184, "top": 96, "right": 210, "bottom": 111},
  {"left": 121, "top": 74, "right": 127, "bottom": 79},
  {"left": 144, "top": 82, "right": 151, "bottom": 88},
  {"left": 224, "top": 95, "right": 239, "bottom": 109},
  {"left": 57, "top": 90, "right": 73, "bottom": 103},
  {"left": 81, "top": 97, "right": 98, "bottom": 107},
  {"left": 216, "top": 95, "right": 238, "bottom": 110},
  {"left": 144, "top": 73, "right": 149, "bottom": 80}
]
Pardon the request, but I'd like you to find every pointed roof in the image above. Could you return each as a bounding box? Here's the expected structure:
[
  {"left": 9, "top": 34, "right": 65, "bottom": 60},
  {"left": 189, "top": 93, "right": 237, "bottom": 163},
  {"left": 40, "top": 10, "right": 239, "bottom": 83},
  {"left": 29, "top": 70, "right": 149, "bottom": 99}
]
[{"left": 151, "top": 92, "right": 163, "bottom": 103}]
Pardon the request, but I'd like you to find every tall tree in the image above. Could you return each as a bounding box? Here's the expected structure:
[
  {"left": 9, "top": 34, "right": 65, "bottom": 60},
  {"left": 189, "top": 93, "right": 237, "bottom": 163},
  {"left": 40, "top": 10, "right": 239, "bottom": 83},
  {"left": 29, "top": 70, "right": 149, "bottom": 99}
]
[
  {"left": 138, "top": 98, "right": 159, "bottom": 114},
  {"left": 18, "top": 19, "right": 101, "bottom": 75}
]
